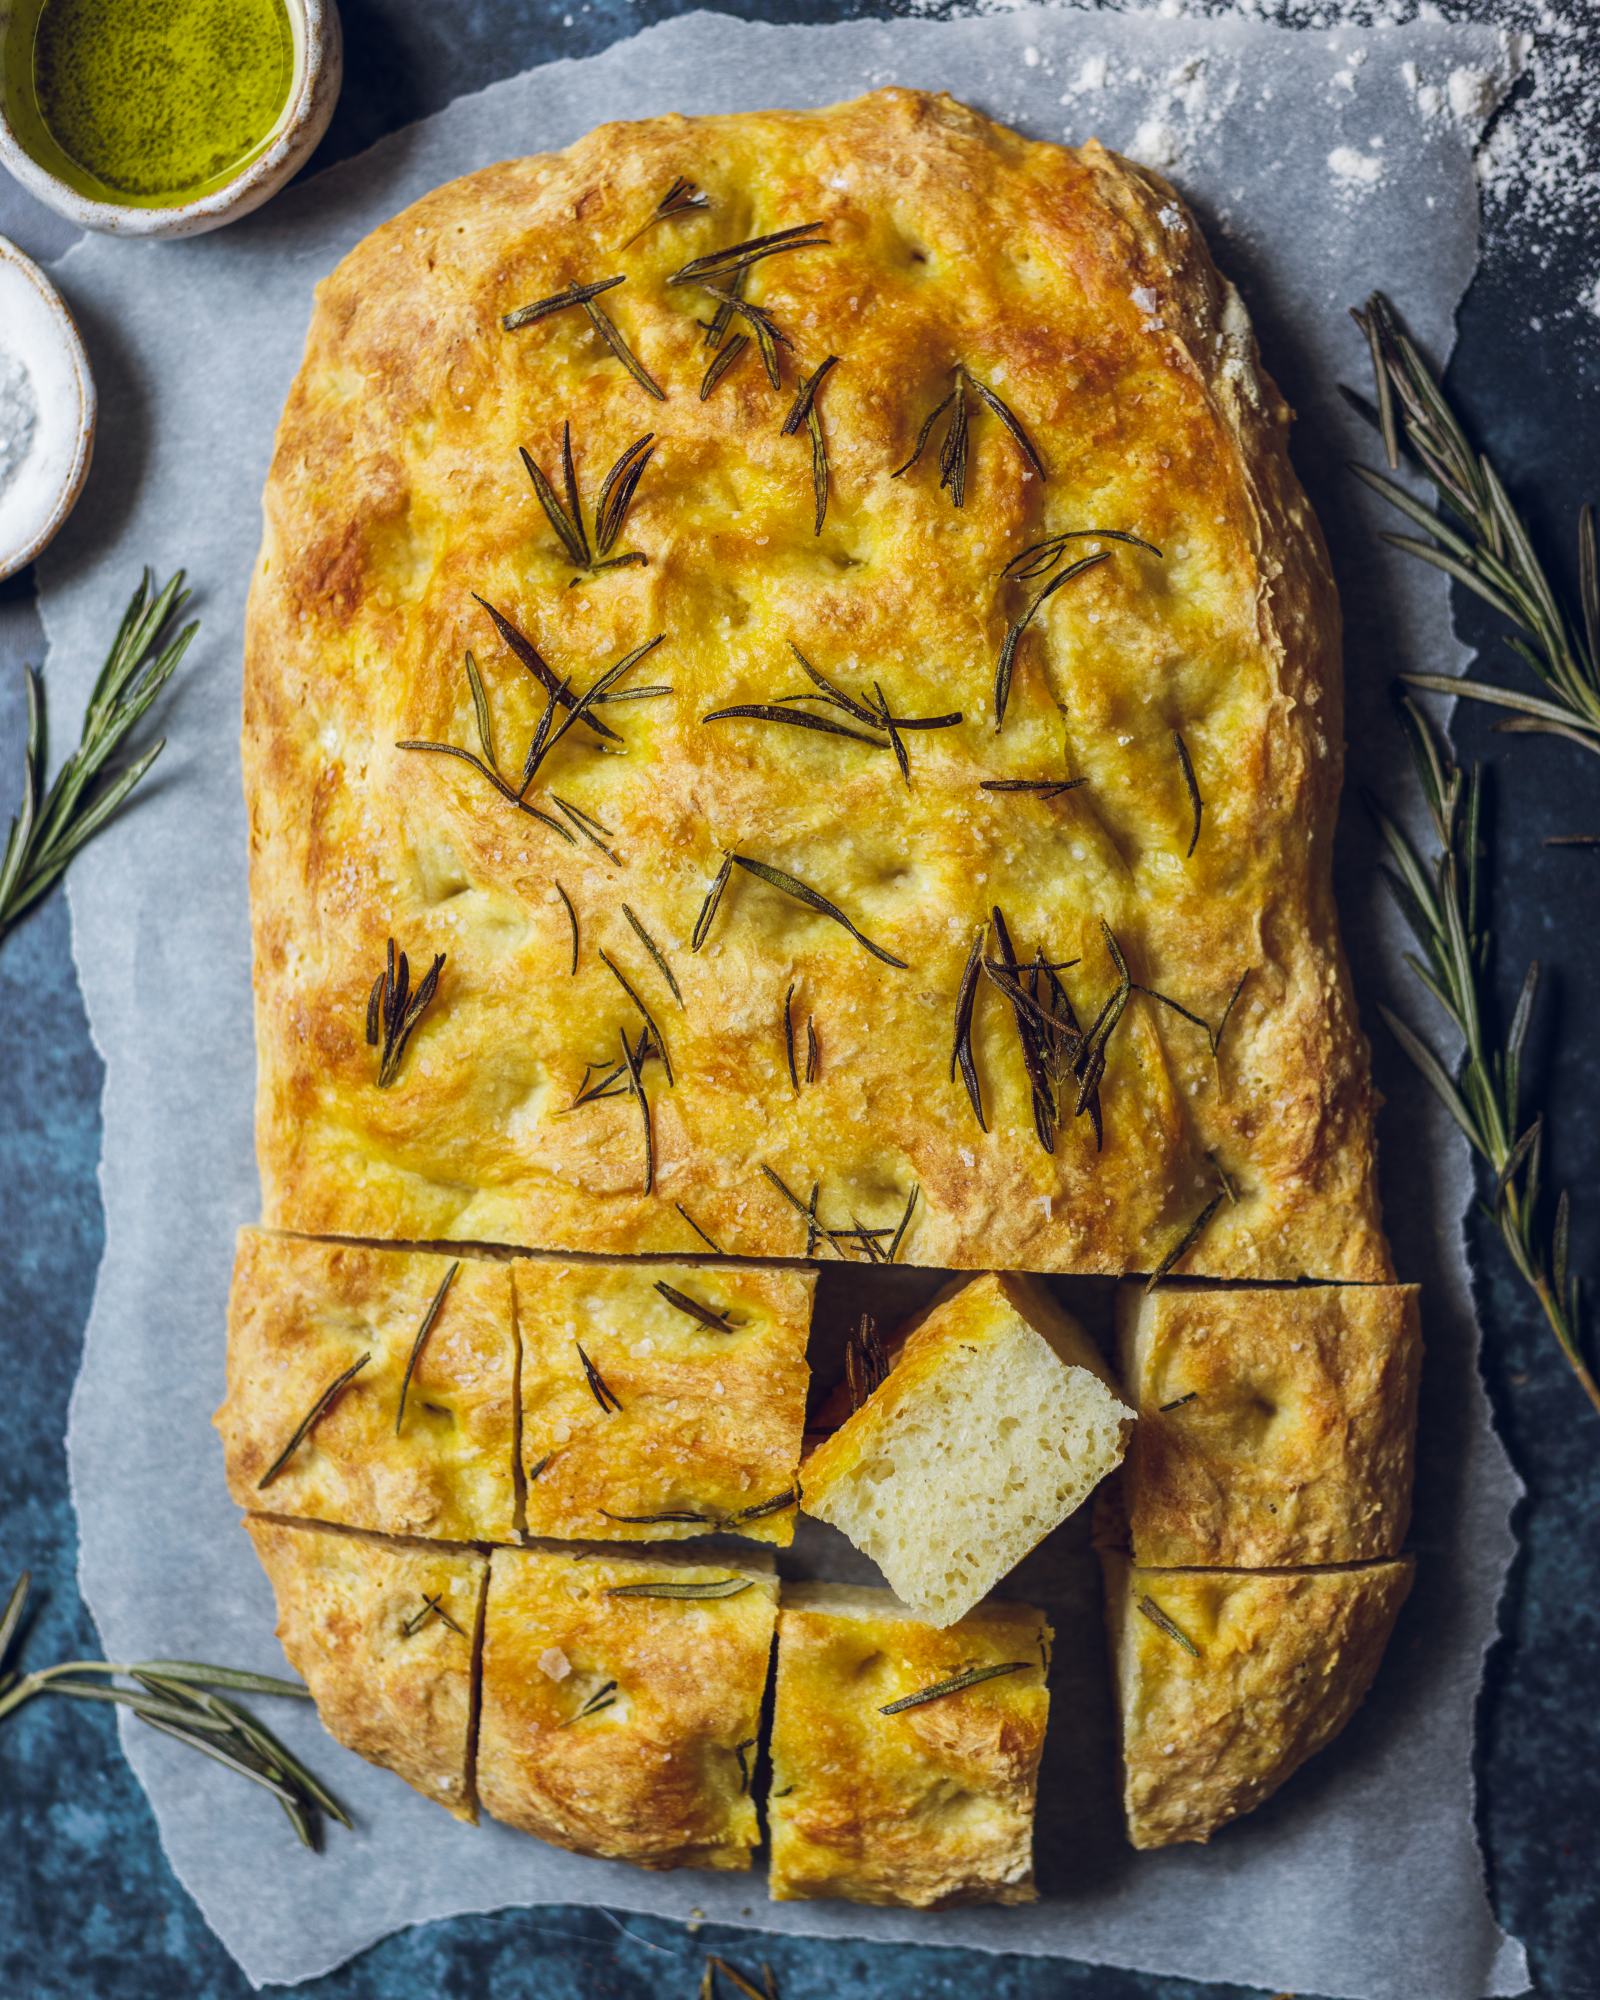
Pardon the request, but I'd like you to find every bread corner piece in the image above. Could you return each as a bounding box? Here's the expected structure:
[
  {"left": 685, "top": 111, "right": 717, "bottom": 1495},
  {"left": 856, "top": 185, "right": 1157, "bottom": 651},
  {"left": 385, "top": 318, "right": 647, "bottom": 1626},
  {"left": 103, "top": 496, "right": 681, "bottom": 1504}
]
[
  {"left": 802, "top": 1273, "right": 1132, "bottom": 1625},
  {"left": 476, "top": 1542, "right": 777, "bottom": 1869},
  {"left": 768, "top": 1580, "right": 1050, "bottom": 1908},
  {"left": 519, "top": 1261, "right": 813, "bottom": 1546},
  {"left": 219, "top": 1230, "right": 518, "bottom": 1542},
  {"left": 1116, "top": 1282, "right": 1421, "bottom": 1566},
  {"left": 1103, "top": 1555, "right": 1414, "bottom": 1849},
  {"left": 245, "top": 1517, "right": 486, "bottom": 1821}
]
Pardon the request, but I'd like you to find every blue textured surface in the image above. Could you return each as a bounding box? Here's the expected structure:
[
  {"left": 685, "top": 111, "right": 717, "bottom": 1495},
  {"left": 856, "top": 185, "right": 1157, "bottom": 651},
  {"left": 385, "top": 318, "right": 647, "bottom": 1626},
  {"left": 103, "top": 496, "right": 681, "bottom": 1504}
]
[{"left": 2, "top": 4, "right": 1598, "bottom": 1997}]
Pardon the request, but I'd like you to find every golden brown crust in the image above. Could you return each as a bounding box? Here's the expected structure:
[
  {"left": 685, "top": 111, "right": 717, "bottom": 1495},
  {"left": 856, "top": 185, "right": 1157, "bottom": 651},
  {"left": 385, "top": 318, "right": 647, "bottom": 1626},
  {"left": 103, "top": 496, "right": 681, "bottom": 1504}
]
[
  {"left": 518, "top": 1260, "right": 812, "bottom": 1544},
  {"left": 219, "top": 1231, "right": 518, "bottom": 1541},
  {"left": 244, "top": 89, "right": 1387, "bottom": 1282},
  {"left": 244, "top": 1517, "right": 486, "bottom": 1820},
  {"left": 768, "top": 1582, "right": 1050, "bottom": 1906},
  {"left": 1115, "top": 1282, "right": 1421, "bottom": 1566},
  {"left": 1103, "top": 1556, "right": 1414, "bottom": 1848},
  {"left": 475, "top": 1542, "right": 777, "bottom": 1869}
]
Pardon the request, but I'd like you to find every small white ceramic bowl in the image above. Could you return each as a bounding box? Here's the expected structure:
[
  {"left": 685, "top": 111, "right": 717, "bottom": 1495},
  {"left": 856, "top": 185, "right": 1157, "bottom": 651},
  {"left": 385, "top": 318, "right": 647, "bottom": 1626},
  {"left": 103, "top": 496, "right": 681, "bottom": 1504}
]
[
  {"left": 0, "top": 235, "right": 93, "bottom": 581},
  {"left": 0, "top": 0, "right": 342, "bottom": 239}
]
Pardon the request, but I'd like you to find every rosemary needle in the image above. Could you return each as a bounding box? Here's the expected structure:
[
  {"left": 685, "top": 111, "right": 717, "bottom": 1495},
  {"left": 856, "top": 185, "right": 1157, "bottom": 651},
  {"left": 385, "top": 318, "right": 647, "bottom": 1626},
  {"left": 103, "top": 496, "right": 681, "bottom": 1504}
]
[
  {"left": 395, "top": 1261, "right": 460, "bottom": 1435},
  {"left": 880, "top": 1661, "right": 1031, "bottom": 1714},
  {"left": 1, "top": 568, "right": 195, "bottom": 952},
  {"left": 258, "top": 1353, "right": 372, "bottom": 1488}
]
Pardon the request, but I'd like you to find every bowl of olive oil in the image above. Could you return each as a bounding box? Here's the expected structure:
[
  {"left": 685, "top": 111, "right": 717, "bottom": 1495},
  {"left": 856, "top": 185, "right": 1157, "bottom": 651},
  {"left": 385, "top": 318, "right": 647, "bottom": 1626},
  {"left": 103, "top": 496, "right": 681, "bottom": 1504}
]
[{"left": 0, "top": 0, "right": 341, "bottom": 235}]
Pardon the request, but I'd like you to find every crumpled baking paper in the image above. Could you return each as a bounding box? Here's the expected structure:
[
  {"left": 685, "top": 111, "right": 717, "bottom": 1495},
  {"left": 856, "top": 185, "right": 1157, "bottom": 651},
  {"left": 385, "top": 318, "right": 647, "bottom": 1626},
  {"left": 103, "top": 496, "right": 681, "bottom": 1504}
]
[{"left": 40, "top": 6, "right": 1528, "bottom": 1992}]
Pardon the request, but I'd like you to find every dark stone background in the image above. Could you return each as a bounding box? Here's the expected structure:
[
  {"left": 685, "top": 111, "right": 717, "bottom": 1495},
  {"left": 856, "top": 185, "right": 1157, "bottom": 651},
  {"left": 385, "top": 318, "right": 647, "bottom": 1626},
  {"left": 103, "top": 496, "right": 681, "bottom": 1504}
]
[{"left": 1, "top": 3, "right": 1595, "bottom": 1996}]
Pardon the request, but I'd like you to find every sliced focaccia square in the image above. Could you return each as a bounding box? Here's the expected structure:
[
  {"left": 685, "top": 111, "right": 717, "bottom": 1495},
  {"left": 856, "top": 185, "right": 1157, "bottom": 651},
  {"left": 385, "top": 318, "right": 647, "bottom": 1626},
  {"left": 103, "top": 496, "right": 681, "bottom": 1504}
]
[
  {"left": 245, "top": 1516, "right": 487, "bottom": 1821},
  {"left": 1115, "top": 1282, "right": 1421, "bottom": 1566},
  {"left": 476, "top": 1542, "right": 778, "bottom": 1869},
  {"left": 218, "top": 1230, "right": 517, "bottom": 1541},
  {"left": 1102, "top": 1554, "right": 1414, "bottom": 1848},
  {"left": 517, "top": 1261, "right": 814, "bottom": 1545},
  {"left": 768, "top": 1581, "right": 1051, "bottom": 1907},
  {"left": 801, "top": 1273, "right": 1132, "bottom": 1623}
]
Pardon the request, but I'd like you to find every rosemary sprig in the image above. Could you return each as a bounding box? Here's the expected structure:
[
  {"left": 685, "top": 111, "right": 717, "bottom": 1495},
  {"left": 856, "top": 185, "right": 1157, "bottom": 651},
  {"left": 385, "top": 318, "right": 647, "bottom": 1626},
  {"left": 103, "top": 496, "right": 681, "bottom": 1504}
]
[
  {"left": 892, "top": 365, "right": 1045, "bottom": 506},
  {"left": 735, "top": 1736, "right": 757, "bottom": 1792},
  {"left": 844, "top": 1312, "right": 888, "bottom": 1412},
  {"left": 604, "top": 1577, "right": 753, "bottom": 1601},
  {"left": 0, "top": 1575, "right": 346, "bottom": 1848},
  {"left": 879, "top": 1661, "right": 1031, "bottom": 1715},
  {"left": 502, "top": 274, "right": 664, "bottom": 401},
  {"left": 705, "top": 1956, "right": 781, "bottom": 2000},
  {"left": 1136, "top": 1594, "right": 1200, "bottom": 1657},
  {"left": 620, "top": 175, "right": 709, "bottom": 249},
  {"left": 1159, "top": 1391, "right": 1199, "bottom": 1412},
  {"left": 400, "top": 635, "right": 664, "bottom": 845},
  {"left": 520, "top": 424, "right": 655, "bottom": 581},
  {"left": 257, "top": 1353, "right": 371, "bottom": 1488},
  {"left": 1, "top": 569, "right": 195, "bottom": 951},
  {"left": 576, "top": 1341, "right": 622, "bottom": 1413},
  {"left": 395, "top": 1261, "right": 460, "bottom": 1434},
  {"left": 1349, "top": 292, "right": 1600, "bottom": 756},
  {"left": 703, "top": 642, "right": 960, "bottom": 779},
  {"left": 668, "top": 221, "right": 827, "bottom": 291},
  {"left": 805, "top": 1014, "right": 820, "bottom": 1083},
  {"left": 654, "top": 1280, "right": 740, "bottom": 1331},
  {"left": 364, "top": 938, "right": 446, "bottom": 1087},
  {"left": 401, "top": 1593, "right": 465, "bottom": 1638},
  {"left": 599, "top": 1489, "right": 795, "bottom": 1531},
  {"left": 994, "top": 531, "right": 1161, "bottom": 727},
  {"left": 712, "top": 854, "right": 908, "bottom": 968},
  {"left": 1373, "top": 695, "right": 1598, "bottom": 1413},
  {"left": 1172, "top": 729, "right": 1203, "bottom": 857}
]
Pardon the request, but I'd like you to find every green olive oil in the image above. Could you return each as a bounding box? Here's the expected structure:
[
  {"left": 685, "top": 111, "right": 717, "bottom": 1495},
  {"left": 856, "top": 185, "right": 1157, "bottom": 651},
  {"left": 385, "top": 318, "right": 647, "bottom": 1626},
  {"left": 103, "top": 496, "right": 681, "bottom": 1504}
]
[{"left": 18, "top": 0, "right": 296, "bottom": 205}]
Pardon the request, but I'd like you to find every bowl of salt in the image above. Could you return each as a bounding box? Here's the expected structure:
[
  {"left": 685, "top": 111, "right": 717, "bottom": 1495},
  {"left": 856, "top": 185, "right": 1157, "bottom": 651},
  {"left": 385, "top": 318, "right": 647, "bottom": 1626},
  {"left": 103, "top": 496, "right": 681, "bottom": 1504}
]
[{"left": 0, "top": 235, "right": 94, "bottom": 581}]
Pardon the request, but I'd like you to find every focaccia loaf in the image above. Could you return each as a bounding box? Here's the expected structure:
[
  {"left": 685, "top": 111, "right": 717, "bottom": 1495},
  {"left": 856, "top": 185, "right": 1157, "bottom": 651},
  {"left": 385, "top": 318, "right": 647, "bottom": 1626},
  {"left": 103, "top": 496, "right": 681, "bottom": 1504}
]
[{"left": 243, "top": 87, "right": 1388, "bottom": 1282}]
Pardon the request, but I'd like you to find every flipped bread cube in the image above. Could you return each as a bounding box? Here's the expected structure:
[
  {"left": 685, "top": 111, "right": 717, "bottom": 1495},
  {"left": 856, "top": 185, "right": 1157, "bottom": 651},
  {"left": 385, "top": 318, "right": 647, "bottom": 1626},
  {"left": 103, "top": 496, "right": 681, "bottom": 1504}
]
[
  {"left": 1102, "top": 1554, "right": 1414, "bottom": 1848},
  {"left": 1116, "top": 1282, "right": 1421, "bottom": 1566},
  {"left": 518, "top": 1261, "right": 814, "bottom": 1545},
  {"left": 768, "top": 1581, "right": 1051, "bottom": 1907},
  {"left": 801, "top": 1273, "right": 1132, "bottom": 1623},
  {"left": 245, "top": 1517, "right": 486, "bottom": 1821},
  {"left": 219, "top": 1231, "right": 517, "bottom": 1541},
  {"left": 476, "top": 1543, "right": 778, "bottom": 1869}
]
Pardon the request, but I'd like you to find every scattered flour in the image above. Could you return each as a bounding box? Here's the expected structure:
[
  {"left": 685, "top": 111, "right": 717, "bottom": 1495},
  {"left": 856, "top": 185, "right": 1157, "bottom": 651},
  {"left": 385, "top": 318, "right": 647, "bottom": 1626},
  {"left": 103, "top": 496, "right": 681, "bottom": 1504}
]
[{"left": 1328, "top": 143, "right": 1388, "bottom": 192}]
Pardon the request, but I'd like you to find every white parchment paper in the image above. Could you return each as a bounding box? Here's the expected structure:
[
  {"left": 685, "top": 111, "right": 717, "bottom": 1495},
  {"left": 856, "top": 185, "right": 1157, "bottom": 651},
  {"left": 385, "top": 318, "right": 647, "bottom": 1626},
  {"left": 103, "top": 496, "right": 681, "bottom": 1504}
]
[{"left": 41, "top": 7, "right": 1528, "bottom": 1992}]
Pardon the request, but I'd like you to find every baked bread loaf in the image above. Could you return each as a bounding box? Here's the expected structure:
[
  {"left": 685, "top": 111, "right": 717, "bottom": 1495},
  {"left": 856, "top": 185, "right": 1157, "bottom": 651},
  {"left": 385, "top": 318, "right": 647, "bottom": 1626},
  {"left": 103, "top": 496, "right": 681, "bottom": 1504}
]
[
  {"left": 518, "top": 1260, "right": 813, "bottom": 1545},
  {"left": 243, "top": 87, "right": 1388, "bottom": 1284},
  {"left": 802, "top": 1272, "right": 1132, "bottom": 1622},
  {"left": 767, "top": 1581, "right": 1050, "bottom": 1906},
  {"left": 245, "top": 1517, "right": 486, "bottom": 1821},
  {"left": 476, "top": 1542, "right": 778, "bottom": 1868},
  {"left": 1101, "top": 1554, "right": 1414, "bottom": 1848},
  {"left": 220, "top": 1232, "right": 518, "bottom": 1542},
  {"left": 1115, "top": 1281, "right": 1421, "bottom": 1566}
]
